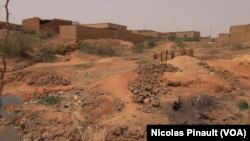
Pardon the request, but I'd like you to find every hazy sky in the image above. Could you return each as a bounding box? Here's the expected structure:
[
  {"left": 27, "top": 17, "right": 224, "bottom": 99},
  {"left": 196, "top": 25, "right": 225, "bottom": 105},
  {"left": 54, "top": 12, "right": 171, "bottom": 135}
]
[{"left": 1, "top": 0, "right": 250, "bottom": 37}]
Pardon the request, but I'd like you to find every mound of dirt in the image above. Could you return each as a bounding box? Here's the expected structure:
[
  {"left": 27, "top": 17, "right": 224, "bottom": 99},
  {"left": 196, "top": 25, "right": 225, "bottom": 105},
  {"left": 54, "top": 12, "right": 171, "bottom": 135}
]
[
  {"left": 106, "top": 125, "right": 145, "bottom": 141},
  {"left": 11, "top": 110, "right": 81, "bottom": 141},
  {"left": 168, "top": 56, "right": 203, "bottom": 71},
  {"left": 128, "top": 63, "right": 179, "bottom": 109}
]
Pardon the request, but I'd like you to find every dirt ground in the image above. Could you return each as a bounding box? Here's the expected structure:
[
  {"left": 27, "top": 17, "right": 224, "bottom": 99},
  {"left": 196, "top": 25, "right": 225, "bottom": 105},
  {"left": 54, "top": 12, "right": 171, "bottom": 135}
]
[{"left": 0, "top": 40, "right": 250, "bottom": 141}]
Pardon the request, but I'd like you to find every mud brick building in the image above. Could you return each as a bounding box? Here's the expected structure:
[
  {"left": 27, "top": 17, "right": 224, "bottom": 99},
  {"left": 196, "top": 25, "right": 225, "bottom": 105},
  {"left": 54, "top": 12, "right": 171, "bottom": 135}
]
[
  {"left": 22, "top": 17, "right": 72, "bottom": 33},
  {"left": 175, "top": 31, "right": 200, "bottom": 39},
  {"left": 230, "top": 24, "right": 250, "bottom": 43},
  {"left": 200, "top": 37, "right": 213, "bottom": 42},
  {"left": 82, "top": 23, "right": 127, "bottom": 30},
  {"left": 218, "top": 33, "right": 229, "bottom": 45},
  {"left": 59, "top": 23, "right": 151, "bottom": 43},
  {"left": 0, "top": 21, "right": 22, "bottom": 31},
  {"left": 130, "top": 30, "right": 164, "bottom": 38},
  {"left": 166, "top": 31, "right": 201, "bottom": 40}
]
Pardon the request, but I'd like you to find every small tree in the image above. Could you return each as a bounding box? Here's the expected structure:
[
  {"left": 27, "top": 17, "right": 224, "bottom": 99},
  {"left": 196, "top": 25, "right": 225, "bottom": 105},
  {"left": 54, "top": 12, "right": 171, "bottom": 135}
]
[{"left": 0, "top": 0, "right": 10, "bottom": 97}]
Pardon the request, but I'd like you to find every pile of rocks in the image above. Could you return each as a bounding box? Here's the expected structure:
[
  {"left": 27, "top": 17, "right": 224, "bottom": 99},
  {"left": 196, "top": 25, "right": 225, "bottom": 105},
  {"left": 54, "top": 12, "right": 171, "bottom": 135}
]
[
  {"left": 129, "top": 63, "right": 178, "bottom": 108},
  {"left": 198, "top": 62, "right": 241, "bottom": 87},
  {"left": 27, "top": 73, "right": 71, "bottom": 86}
]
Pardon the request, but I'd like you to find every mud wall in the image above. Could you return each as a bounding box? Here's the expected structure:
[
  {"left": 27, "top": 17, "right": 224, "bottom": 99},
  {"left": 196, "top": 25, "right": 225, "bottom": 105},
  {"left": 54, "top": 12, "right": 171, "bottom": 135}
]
[
  {"left": 218, "top": 33, "right": 229, "bottom": 45},
  {"left": 22, "top": 17, "right": 72, "bottom": 33},
  {"left": 59, "top": 25, "right": 149, "bottom": 43},
  {"left": 229, "top": 24, "right": 250, "bottom": 43},
  {"left": 59, "top": 26, "right": 77, "bottom": 40},
  {"left": 22, "top": 17, "right": 40, "bottom": 33},
  {"left": 82, "top": 23, "right": 127, "bottom": 30},
  {"left": 41, "top": 19, "right": 72, "bottom": 33}
]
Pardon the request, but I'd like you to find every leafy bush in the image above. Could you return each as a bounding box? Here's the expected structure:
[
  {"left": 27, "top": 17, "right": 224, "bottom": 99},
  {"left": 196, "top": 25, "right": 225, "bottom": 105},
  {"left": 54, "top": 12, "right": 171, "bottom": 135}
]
[
  {"left": 54, "top": 44, "right": 67, "bottom": 55},
  {"left": 203, "top": 44, "right": 212, "bottom": 48},
  {"left": 208, "top": 49, "right": 220, "bottom": 54},
  {"left": 74, "top": 63, "right": 94, "bottom": 68},
  {"left": 237, "top": 100, "right": 249, "bottom": 110},
  {"left": 0, "top": 33, "right": 35, "bottom": 57},
  {"left": 40, "top": 47, "right": 57, "bottom": 62},
  {"left": 132, "top": 43, "right": 145, "bottom": 53},
  {"left": 169, "top": 36, "right": 200, "bottom": 42},
  {"left": 175, "top": 38, "right": 186, "bottom": 48},
  {"left": 79, "top": 43, "right": 121, "bottom": 56},
  {"left": 40, "top": 28, "right": 56, "bottom": 39},
  {"left": 132, "top": 38, "right": 160, "bottom": 53},
  {"left": 230, "top": 43, "right": 245, "bottom": 50},
  {"left": 136, "top": 58, "right": 150, "bottom": 65},
  {"left": 39, "top": 94, "right": 60, "bottom": 106},
  {"left": 147, "top": 38, "right": 160, "bottom": 48}
]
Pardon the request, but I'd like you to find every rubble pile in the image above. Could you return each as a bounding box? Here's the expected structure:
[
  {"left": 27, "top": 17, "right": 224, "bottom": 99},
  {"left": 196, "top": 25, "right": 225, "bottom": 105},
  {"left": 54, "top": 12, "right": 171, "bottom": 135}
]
[
  {"left": 197, "top": 62, "right": 241, "bottom": 89},
  {"left": 129, "top": 63, "right": 178, "bottom": 108},
  {"left": 27, "top": 73, "right": 71, "bottom": 86},
  {"left": 11, "top": 111, "right": 81, "bottom": 141},
  {"left": 106, "top": 125, "right": 145, "bottom": 141}
]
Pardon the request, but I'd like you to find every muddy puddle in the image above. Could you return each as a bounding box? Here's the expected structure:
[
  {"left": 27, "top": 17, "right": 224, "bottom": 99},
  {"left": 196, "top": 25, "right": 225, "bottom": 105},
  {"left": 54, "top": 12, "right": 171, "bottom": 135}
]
[{"left": 0, "top": 95, "right": 24, "bottom": 141}]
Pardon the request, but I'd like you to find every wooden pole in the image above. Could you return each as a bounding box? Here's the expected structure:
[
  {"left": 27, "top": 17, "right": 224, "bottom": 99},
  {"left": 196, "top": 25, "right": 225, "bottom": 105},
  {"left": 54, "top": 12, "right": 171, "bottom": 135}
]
[
  {"left": 160, "top": 52, "right": 163, "bottom": 62},
  {"left": 165, "top": 50, "right": 168, "bottom": 61},
  {"left": 171, "top": 50, "right": 175, "bottom": 59}
]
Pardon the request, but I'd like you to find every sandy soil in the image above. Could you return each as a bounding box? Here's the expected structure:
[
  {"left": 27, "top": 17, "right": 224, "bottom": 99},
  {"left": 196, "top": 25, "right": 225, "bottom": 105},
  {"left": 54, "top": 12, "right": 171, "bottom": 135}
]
[{"left": 1, "top": 40, "right": 250, "bottom": 141}]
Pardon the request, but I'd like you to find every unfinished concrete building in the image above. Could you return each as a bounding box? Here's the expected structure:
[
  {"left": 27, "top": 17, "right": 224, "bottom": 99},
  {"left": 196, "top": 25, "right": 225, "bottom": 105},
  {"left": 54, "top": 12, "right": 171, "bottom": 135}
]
[
  {"left": 22, "top": 17, "right": 72, "bottom": 33},
  {"left": 230, "top": 24, "right": 250, "bottom": 43}
]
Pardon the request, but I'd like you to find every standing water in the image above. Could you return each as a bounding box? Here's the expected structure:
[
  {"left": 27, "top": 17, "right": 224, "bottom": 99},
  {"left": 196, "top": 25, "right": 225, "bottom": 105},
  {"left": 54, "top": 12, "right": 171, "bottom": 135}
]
[{"left": 0, "top": 95, "right": 24, "bottom": 141}]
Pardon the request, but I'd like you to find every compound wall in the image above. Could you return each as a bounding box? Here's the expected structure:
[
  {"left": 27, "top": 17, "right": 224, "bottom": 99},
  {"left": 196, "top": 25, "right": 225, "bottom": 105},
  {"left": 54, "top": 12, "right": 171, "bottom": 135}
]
[
  {"left": 22, "top": 17, "right": 40, "bottom": 33},
  {"left": 230, "top": 24, "right": 250, "bottom": 43},
  {"left": 59, "top": 25, "right": 150, "bottom": 43},
  {"left": 22, "top": 17, "right": 72, "bottom": 33},
  {"left": 218, "top": 33, "right": 229, "bottom": 45}
]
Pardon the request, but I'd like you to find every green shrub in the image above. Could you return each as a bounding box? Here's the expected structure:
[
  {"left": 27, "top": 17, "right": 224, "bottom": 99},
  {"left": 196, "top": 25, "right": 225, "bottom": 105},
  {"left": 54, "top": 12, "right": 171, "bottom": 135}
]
[
  {"left": 237, "top": 100, "right": 249, "bottom": 110},
  {"left": 0, "top": 33, "right": 35, "bottom": 57},
  {"left": 203, "top": 44, "right": 212, "bottom": 48},
  {"left": 175, "top": 38, "right": 186, "bottom": 48},
  {"left": 74, "top": 63, "right": 94, "bottom": 68},
  {"left": 230, "top": 43, "right": 245, "bottom": 50},
  {"left": 132, "top": 38, "right": 159, "bottom": 53},
  {"left": 54, "top": 44, "right": 67, "bottom": 55},
  {"left": 79, "top": 43, "right": 120, "bottom": 56},
  {"left": 132, "top": 43, "right": 144, "bottom": 53},
  {"left": 39, "top": 94, "right": 60, "bottom": 106},
  {"left": 40, "top": 28, "right": 56, "bottom": 39},
  {"left": 40, "top": 47, "right": 57, "bottom": 62},
  {"left": 23, "top": 29, "right": 36, "bottom": 35},
  {"left": 147, "top": 38, "right": 160, "bottom": 48},
  {"left": 136, "top": 58, "right": 150, "bottom": 65},
  {"left": 208, "top": 49, "right": 220, "bottom": 54},
  {"left": 169, "top": 36, "right": 200, "bottom": 42}
]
